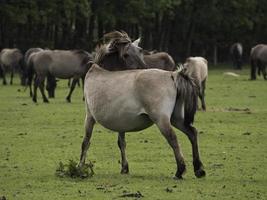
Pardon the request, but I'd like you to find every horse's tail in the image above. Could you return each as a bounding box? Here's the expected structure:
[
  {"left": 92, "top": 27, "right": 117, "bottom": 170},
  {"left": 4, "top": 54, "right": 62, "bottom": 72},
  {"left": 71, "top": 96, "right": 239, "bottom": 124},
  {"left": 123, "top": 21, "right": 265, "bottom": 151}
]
[
  {"left": 175, "top": 69, "right": 199, "bottom": 125},
  {"left": 26, "top": 56, "right": 34, "bottom": 89}
]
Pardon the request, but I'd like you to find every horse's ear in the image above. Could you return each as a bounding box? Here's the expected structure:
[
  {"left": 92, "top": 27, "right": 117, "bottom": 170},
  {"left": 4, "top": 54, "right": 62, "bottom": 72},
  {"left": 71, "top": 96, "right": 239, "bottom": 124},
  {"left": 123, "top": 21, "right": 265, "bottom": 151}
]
[{"left": 133, "top": 38, "right": 141, "bottom": 47}]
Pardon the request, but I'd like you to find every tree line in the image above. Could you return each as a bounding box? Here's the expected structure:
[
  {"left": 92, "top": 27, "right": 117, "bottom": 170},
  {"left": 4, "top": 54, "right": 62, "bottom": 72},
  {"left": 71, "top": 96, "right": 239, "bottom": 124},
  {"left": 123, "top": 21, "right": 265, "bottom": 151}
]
[{"left": 0, "top": 0, "right": 267, "bottom": 64}]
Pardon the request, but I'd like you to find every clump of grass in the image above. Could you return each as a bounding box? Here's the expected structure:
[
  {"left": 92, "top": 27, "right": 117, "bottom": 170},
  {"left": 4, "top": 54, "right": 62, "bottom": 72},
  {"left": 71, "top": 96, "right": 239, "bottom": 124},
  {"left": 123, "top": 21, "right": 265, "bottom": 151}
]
[{"left": 55, "top": 159, "right": 94, "bottom": 179}]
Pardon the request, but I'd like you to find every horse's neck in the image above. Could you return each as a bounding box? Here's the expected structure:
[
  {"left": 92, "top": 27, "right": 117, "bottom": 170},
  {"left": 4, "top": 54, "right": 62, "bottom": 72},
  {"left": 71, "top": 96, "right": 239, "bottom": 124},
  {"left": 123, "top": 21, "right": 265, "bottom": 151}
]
[{"left": 99, "top": 53, "right": 126, "bottom": 71}]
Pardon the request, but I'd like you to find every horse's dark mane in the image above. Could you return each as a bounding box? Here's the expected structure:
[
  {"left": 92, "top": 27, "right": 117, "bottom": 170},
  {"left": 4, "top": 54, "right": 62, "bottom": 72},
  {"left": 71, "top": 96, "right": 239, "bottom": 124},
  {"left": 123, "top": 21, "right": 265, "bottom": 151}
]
[
  {"left": 175, "top": 69, "right": 199, "bottom": 125},
  {"left": 93, "top": 32, "right": 132, "bottom": 70}
]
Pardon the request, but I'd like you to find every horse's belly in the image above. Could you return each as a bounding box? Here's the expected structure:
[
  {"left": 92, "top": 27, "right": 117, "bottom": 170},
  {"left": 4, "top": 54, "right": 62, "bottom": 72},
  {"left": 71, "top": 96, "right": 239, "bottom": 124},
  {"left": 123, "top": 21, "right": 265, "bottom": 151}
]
[
  {"left": 96, "top": 113, "right": 153, "bottom": 132},
  {"left": 49, "top": 65, "right": 79, "bottom": 79}
]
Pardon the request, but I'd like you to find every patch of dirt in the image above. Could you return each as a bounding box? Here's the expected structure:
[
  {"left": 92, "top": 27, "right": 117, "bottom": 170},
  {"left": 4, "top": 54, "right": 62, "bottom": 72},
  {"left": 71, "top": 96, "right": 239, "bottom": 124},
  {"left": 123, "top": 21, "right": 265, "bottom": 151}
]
[
  {"left": 226, "top": 107, "right": 250, "bottom": 112},
  {"left": 119, "top": 191, "right": 144, "bottom": 198}
]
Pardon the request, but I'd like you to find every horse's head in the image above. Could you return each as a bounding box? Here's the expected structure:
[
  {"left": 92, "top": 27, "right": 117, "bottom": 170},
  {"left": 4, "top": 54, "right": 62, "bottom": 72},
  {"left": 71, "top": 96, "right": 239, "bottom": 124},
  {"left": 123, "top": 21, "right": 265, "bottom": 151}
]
[{"left": 104, "top": 31, "right": 147, "bottom": 69}]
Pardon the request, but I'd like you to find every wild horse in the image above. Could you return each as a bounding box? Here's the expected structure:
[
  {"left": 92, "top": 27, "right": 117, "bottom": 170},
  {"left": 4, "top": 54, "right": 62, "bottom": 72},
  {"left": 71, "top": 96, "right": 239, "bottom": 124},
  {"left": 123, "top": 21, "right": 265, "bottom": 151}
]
[
  {"left": 0, "top": 48, "right": 26, "bottom": 85},
  {"left": 250, "top": 44, "right": 267, "bottom": 80},
  {"left": 79, "top": 64, "right": 206, "bottom": 179},
  {"left": 28, "top": 49, "right": 92, "bottom": 103}
]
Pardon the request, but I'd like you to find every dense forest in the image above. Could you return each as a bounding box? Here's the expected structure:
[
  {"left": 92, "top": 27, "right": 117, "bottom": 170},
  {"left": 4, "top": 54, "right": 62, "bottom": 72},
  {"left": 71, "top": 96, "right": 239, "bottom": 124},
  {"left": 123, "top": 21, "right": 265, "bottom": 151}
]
[{"left": 0, "top": 0, "right": 267, "bottom": 63}]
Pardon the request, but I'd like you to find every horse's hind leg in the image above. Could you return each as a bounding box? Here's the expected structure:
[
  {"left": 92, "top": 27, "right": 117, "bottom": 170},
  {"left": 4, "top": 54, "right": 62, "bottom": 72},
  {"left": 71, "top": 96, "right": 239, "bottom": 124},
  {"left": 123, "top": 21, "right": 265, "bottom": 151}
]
[
  {"left": 10, "top": 67, "right": 14, "bottom": 85},
  {"left": 262, "top": 65, "right": 267, "bottom": 80},
  {"left": 78, "top": 113, "right": 95, "bottom": 167},
  {"left": 1, "top": 66, "right": 7, "bottom": 85},
  {"left": 66, "top": 78, "right": 78, "bottom": 103},
  {"left": 38, "top": 77, "right": 49, "bottom": 103},
  {"left": 32, "top": 76, "right": 38, "bottom": 102},
  {"left": 154, "top": 116, "right": 186, "bottom": 179},
  {"left": 117, "top": 132, "right": 129, "bottom": 174},
  {"left": 171, "top": 120, "right": 205, "bottom": 178}
]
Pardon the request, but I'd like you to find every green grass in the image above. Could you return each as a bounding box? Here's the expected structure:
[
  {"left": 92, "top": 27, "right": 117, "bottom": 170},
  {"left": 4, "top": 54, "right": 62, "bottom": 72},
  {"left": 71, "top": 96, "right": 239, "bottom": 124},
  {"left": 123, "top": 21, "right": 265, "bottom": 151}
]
[{"left": 0, "top": 66, "right": 266, "bottom": 200}]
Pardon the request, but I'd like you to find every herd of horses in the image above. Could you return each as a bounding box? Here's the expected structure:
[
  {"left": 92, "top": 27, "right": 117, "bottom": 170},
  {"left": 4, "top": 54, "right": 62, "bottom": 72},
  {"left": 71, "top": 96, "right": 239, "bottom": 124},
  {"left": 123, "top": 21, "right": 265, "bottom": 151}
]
[{"left": 0, "top": 31, "right": 265, "bottom": 179}]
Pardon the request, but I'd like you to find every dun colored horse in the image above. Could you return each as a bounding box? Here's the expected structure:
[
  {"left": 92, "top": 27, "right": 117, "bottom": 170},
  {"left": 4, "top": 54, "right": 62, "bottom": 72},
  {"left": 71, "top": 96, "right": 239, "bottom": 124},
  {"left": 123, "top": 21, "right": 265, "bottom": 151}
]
[
  {"left": 184, "top": 57, "right": 208, "bottom": 111},
  {"left": 78, "top": 63, "right": 206, "bottom": 179},
  {"left": 28, "top": 49, "right": 92, "bottom": 103},
  {"left": 230, "top": 43, "right": 243, "bottom": 70},
  {"left": 250, "top": 44, "right": 267, "bottom": 80},
  {"left": 0, "top": 48, "right": 25, "bottom": 85}
]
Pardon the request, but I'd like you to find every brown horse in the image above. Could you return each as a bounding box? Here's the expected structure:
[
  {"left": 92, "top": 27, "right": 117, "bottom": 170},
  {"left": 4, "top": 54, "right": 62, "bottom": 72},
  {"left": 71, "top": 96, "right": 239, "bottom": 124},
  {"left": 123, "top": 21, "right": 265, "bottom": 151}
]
[
  {"left": 132, "top": 38, "right": 176, "bottom": 71},
  {"left": 93, "top": 31, "right": 147, "bottom": 70}
]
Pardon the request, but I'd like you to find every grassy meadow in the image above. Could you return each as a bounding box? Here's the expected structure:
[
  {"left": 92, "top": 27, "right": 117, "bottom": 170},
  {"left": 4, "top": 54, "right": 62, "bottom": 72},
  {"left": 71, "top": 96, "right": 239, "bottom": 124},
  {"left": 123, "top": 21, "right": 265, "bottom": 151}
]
[{"left": 0, "top": 65, "right": 266, "bottom": 200}]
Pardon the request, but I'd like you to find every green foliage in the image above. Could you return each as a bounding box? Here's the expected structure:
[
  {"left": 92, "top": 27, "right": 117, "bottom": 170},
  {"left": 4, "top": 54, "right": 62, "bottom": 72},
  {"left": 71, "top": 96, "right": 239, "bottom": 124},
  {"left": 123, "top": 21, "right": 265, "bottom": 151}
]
[
  {"left": 0, "top": 0, "right": 267, "bottom": 59},
  {"left": 55, "top": 160, "right": 94, "bottom": 179}
]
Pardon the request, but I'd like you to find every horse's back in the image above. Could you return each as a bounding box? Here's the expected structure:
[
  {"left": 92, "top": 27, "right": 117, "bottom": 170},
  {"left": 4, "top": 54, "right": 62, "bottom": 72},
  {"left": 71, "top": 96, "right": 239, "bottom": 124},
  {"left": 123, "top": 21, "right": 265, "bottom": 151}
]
[
  {"left": 85, "top": 65, "right": 177, "bottom": 132},
  {"left": 0, "top": 48, "right": 22, "bottom": 66},
  {"left": 144, "top": 52, "right": 176, "bottom": 71},
  {"left": 252, "top": 45, "right": 267, "bottom": 63},
  {"left": 184, "top": 57, "right": 208, "bottom": 82},
  {"left": 33, "top": 50, "right": 87, "bottom": 78}
]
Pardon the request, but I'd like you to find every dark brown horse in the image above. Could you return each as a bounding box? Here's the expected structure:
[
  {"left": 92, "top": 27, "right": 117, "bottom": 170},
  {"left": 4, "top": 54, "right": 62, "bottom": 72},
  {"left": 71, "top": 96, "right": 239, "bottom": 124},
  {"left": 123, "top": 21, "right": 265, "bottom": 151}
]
[
  {"left": 250, "top": 44, "right": 267, "bottom": 80},
  {"left": 94, "top": 31, "right": 147, "bottom": 70}
]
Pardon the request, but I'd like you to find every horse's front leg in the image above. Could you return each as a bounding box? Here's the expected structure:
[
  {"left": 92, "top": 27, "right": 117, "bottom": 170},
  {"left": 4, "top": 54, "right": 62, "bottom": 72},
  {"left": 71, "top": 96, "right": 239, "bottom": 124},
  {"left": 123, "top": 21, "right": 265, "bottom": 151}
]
[
  {"left": 1, "top": 66, "right": 7, "bottom": 85},
  {"left": 66, "top": 78, "right": 78, "bottom": 103},
  {"left": 79, "top": 113, "right": 95, "bottom": 167},
  {"left": 171, "top": 120, "right": 206, "bottom": 178},
  {"left": 117, "top": 132, "right": 129, "bottom": 174}
]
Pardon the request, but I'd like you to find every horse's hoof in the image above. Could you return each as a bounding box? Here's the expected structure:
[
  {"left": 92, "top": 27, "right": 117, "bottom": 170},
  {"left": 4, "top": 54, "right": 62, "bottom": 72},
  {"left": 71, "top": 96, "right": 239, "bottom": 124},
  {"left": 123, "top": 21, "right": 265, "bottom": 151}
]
[
  {"left": 66, "top": 97, "right": 71, "bottom": 103},
  {"left": 3, "top": 82, "right": 7, "bottom": 85},
  {"left": 120, "top": 164, "right": 129, "bottom": 174},
  {"left": 173, "top": 175, "right": 183, "bottom": 180},
  {"left": 195, "top": 169, "right": 206, "bottom": 178},
  {"left": 32, "top": 98, "right": 37, "bottom": 103},
  {"left": 44, "top": 100, "right": 49, "bottom": 103},
  {"left": 175, "top": 163, "right": 186, "bottom": 178}
]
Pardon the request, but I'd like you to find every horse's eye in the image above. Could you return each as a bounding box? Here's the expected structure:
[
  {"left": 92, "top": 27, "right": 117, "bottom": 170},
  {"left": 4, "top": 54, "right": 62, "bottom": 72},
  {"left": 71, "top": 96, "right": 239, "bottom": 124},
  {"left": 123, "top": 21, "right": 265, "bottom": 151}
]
[{"left": 123, "top": 54, "right": 129, "bottom": 58}]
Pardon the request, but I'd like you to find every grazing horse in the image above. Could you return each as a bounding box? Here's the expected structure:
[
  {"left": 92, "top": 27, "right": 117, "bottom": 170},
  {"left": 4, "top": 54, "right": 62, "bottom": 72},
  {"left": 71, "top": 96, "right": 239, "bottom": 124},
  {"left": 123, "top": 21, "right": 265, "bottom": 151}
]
[
  {"left": 230, "top": 43, "right": 243, "bottom": 70},
  {"left": 0, "top": 48, "right": 25, "bottom": 85},
  {"left": 79, "top": 64, "right": 206, "bottom": 179},
  {"left": 250, "top": 44, "right": 267, "bottom": 80},
  {"left": 132, "top": 38, "right": 176, "bottom": 71},
  {"left": 28, "top": 49, "right": 92, "bottom": 103},
  {"left": 184, "top": 57, "right": 208, "bottom": 111}
]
